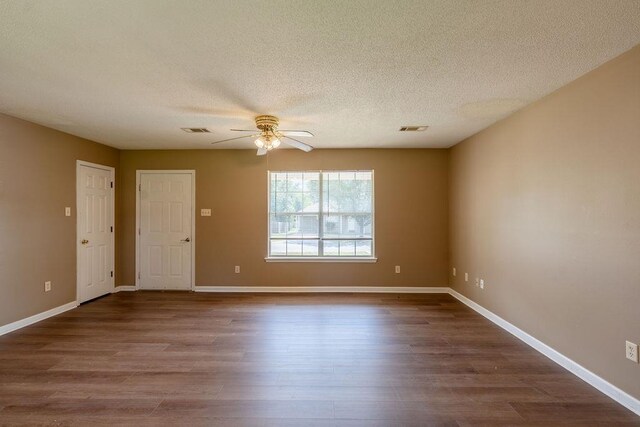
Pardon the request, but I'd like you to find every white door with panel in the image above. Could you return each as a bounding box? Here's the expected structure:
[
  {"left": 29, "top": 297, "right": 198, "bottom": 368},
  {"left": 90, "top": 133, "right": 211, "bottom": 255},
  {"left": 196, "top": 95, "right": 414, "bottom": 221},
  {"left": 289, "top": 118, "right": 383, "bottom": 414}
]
[
  {"left": 139, "top": 172, "right": 193, "bottom": 290},
  {"left": 77, "top": 163, "right": 114, "bottom": 303}
]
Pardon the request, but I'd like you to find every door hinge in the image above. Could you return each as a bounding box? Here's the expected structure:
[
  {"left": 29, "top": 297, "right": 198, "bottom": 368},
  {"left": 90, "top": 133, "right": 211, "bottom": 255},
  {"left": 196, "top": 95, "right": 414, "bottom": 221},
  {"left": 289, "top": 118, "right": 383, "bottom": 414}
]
[
  {"left": 110, "top": 181, "right": 114, "bottom": 188},
  {"left": 110, "top": 271, "right": 113, "bottom": 278},
  {"left": 138, "top": 272, "right": 141, "bottom": 280},
  {"left": 139, "top": 184, "right": 141, "bottom": 191},
  {"left": 138, "top": 228, "right": 141, "bottom": 235},
  {"left": 110, "top": 226, "right": 113, "bottom": 233}
]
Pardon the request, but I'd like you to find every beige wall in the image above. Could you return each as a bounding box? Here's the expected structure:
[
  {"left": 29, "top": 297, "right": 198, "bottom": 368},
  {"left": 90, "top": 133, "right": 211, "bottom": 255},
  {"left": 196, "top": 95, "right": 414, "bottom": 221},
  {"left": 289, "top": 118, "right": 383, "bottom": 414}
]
[
  {"left": 0, "top": 113, "right": 119, "bottom": 326},
  {"left": 118, "top": 149, "right": 449, "bottom": 288},
  {"left": 449, "top": 45, "right": 640, "bottom": 399}
]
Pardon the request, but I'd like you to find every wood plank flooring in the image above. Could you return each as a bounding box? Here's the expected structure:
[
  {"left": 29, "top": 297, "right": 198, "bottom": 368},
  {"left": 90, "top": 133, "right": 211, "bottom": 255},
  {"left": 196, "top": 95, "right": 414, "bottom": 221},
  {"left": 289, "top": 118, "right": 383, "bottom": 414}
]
[{"left": 0, "top": 292, "right": 637, "bottom": 426}]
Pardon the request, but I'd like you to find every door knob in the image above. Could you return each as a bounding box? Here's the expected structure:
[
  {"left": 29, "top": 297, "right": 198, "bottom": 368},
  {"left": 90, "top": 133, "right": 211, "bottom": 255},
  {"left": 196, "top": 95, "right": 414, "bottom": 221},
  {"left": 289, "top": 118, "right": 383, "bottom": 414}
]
[
  {"left": 180, "top": 237, "right": 191, "bottom": 242},
  {"left": 81, "top": 239, "right": 89, "bottom": 245}
]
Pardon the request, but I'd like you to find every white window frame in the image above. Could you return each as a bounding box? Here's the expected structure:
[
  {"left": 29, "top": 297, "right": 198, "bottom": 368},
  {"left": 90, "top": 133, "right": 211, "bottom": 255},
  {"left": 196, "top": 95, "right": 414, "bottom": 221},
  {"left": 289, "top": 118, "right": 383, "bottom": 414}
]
[{"left": 265, "top": 170, "right": 376, "bottom": 263}]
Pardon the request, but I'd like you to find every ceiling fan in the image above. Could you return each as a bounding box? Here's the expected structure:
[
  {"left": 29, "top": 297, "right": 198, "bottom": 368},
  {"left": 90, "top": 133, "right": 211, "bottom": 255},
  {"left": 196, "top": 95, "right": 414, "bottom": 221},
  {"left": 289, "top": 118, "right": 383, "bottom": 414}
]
[{"left": 211, "top": 115, "right": 314, "bottom": 156}]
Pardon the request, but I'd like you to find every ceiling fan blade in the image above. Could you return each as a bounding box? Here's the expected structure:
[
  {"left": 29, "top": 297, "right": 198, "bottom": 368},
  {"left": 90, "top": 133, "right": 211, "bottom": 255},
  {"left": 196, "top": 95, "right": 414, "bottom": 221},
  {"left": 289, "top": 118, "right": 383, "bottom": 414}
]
[
  {"left": 230, "top": 129, "right": 258, "bottom": 132},
  {"left": 257, "top": 147, "right": 268, "bottom": 156},
  {"left": 211, "top": 134, "right": 258, "bottom": 145},
  {"left": 283, "top": 136, "right": 313, "bottom": 152},
  {"left": 279, "top": 130, "right": 314, "bottom": 137}
]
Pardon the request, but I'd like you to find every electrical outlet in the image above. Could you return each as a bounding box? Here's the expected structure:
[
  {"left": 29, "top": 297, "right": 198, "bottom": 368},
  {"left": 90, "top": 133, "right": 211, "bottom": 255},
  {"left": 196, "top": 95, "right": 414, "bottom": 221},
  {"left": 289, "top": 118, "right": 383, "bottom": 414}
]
[
  {"left": 464, "top": 272, "right": 468, "bottom": 282},
  {"left": 234, "top": 265, "right": 240, "bottom": 274},
  {"left": 44, "top": 281, "right": 52, "bottom": 292},
  {"left": 626, "top": 341, "right": 639, "bottom": 363},
  {"left": 452, "top": 267, "right": 456, "bottom": 277},
  {"left": 395, "top": 265, "right": 401, "bottom": 274},
  {"left": 480, "top": 279, "right": 485, "bottom": 289},
  {"left": 201, "top": 209, "right": 212, "bottom": 217}
]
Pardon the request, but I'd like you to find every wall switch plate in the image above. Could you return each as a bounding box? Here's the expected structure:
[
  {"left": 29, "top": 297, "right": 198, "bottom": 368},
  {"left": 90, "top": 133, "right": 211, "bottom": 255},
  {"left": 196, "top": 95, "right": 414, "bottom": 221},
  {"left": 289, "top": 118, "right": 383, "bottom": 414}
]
[
  {"left": 453, "top": 267, "right": 456, "bottom": 277},
  {"left": 464, "top": 273, "right": 468, "bottom": 282},
  {"left": 480, "top": 279, "right": 485, "bottom": 289},
  {"left": 201, "top": 209, "right": 212, "bottom": 216},
  {"left": 65, "top": 207, "right": 71, "bottom": 217},
  {"left": 626, "top": 341, "right": 639, "bottom": 363},
  {"left": 44, "top": 281, "right": 52, "bottom": 292},
  {"left": 234, "top": 266, "right": 240, "bottom": 274},
  {"left": 395, "top": 266, "right": 401, "bottom": 274}
]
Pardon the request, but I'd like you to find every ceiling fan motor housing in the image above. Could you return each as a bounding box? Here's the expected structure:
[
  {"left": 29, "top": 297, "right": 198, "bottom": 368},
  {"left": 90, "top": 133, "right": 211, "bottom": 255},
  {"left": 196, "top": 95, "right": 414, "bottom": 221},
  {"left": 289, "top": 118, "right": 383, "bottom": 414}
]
[{"left": 255, "top": 115, "right": 279, "bottom": 132}]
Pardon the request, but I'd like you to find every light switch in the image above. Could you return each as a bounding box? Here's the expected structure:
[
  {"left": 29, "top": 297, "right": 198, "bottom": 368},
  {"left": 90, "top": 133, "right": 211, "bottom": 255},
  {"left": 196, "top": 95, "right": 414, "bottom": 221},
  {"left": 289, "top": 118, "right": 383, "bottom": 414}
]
[
  {"left": 65, "top": 207, "right": 71, "bottom": 217},
  {"left": 201, "top": 209, "right": 211, "bottom": 217}
]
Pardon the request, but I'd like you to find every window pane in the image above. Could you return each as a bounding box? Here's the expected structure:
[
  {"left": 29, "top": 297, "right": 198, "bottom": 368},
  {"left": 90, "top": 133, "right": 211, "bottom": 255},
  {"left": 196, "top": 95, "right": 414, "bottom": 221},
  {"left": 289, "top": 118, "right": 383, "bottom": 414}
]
[
  {"left": 322, "top": 171, "right": 372, "bottom": 215},
  {"left": 323, "top": 240, "right": 339, "bottom": 256},
  {"left": 271, "top": 172, "right": 287, "bottom": 192},
  {"left": 353, "top": 214, "right": 373, "bottom": 237},
  {"left": 355, "top": 171, "right": 371, "bottom": 181},
  {"left": 287, "top": 172, "right": 303, "bottom": 192},
  {"left": 356, "top": 240, "right": 372, "bottom": 256},
  {"left": 286, "top": 240, "right": 303, "bottom": 256},
  {"left": 303, "top": 172, "right": 320, "bottom": 192},
  {"left": 298, "top": 214, "right": 319, "bottom": 238},
  {"left": 339, "top": 240, "right": 356, "bottom": 256},
  {"left": 323, "top": 172, "right": 340, "bottom": 214},
  {"left": 323, "top": 214, "right": 340, "bottom": 238},
  {"left": 354, "top": 191, "right": 372, "bottom": 213},
  {"left": 270, "top": 214, "right": 302, "bottom": 237},
  {"left": 322, "top": 213, "right": 372, "bottom": 238},
  {"left": 270, "top": 239, "right": 286, "bottom": 256},
  {"left": 276, "top": 192, "right": 303, "bottom": 213},
  {"left": 302, "top": 192, "right": 319, "bottom": 214},
  {"left": 302, "top": 240, "right": 319, "bottom": 256}
]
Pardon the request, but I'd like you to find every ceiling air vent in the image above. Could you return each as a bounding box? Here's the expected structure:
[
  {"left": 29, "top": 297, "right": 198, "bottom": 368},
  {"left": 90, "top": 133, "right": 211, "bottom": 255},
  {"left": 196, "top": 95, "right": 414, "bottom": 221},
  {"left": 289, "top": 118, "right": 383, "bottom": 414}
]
[
  {"left": 399, "top": 126, "right": 429, "bottom": 132},
  {"left": 181, "top": 127, "right": 210, "bottom": 133}
]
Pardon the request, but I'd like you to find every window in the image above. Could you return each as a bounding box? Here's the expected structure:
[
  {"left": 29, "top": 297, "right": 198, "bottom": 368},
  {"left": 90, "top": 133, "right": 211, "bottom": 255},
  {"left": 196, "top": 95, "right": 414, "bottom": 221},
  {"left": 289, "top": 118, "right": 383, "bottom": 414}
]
[{"left": 268, "top": 170, "right": 374, "bottom": 260}]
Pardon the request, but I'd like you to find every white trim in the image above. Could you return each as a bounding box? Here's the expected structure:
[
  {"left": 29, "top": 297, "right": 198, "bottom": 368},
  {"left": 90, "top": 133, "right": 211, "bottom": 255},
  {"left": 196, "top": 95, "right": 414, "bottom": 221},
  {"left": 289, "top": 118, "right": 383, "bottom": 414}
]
[
  {"left": 0, "top": 301, "right": 78, "bottom": 337},
  {"left": 76, "top": 160, "right": 115, "bottom": 303},
  {"left": 112, "top": 286, "right": 137, "bottom": 293},
  {"left": 265, "top": 257, "right": 377, "bottom": 263},
  {"left": 135, "top": 171, "right": 140, "bottom": 290},
  {"left": 136, "top": 170, "right": 196, "bottom": 291},
  {"left": 194, "top": 286, "right": 450, "bottom": 293},
  {"left": 448, "top": 288, "right": 640, "bottom": 416}
]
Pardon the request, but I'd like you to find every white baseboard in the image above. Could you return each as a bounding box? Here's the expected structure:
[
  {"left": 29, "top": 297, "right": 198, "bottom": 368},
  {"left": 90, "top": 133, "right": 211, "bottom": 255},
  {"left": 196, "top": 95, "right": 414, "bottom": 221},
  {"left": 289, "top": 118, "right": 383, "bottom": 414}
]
[
  {"left": 448, "top": 288, "right": 640, "bottom": 416},
  {"left": 0, "top": 301, "right": 78, "bottom": 337},
  {"left": 112, "top": 286, "right": 137, "bottom": 292},
  {"left": 194, "top": 286, "right": 450, "bottom": 293}
]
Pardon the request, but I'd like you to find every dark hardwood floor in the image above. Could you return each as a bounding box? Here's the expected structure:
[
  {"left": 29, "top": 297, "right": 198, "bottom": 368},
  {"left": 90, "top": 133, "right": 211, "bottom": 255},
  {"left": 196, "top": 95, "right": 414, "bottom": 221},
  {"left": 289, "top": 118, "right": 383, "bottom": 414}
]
[{"left": 0, "top": 292, "right": 637, "bottom": 426}]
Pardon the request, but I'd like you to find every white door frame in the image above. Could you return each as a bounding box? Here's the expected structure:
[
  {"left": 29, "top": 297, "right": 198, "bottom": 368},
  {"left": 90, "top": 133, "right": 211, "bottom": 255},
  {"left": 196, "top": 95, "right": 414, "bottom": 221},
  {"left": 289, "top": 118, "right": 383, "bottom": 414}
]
[
  {"left": 135, "top": 170, "right": 196, "bottom": 291},
  {"left": 76, "top": 160, "right": 115, "bottom": 300}
]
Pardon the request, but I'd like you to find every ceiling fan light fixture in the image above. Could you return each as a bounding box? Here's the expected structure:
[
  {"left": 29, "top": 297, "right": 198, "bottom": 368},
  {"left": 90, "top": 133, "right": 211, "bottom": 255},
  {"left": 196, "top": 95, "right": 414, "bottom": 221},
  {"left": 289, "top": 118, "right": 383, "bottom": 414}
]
[{"left": 211, "top": 115, "right": 314, "bottom": 155}]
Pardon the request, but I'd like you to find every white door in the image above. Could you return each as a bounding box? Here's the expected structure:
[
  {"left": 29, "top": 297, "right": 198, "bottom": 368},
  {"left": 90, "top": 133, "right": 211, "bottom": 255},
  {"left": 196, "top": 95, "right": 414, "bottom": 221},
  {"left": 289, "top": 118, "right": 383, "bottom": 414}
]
[
  {"left": 77, "top": 163, "right": 114, "bottom": 303},
  {"left": 138, "top": 172, "right": 194, "bottom": 290}
]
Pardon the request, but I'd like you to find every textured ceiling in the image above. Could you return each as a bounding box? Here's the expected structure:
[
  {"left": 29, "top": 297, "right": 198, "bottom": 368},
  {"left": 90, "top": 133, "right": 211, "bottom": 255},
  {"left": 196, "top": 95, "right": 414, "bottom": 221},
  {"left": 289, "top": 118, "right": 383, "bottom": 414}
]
[{"left": 0, "top": 1, "right": 639, "bottom": 150}]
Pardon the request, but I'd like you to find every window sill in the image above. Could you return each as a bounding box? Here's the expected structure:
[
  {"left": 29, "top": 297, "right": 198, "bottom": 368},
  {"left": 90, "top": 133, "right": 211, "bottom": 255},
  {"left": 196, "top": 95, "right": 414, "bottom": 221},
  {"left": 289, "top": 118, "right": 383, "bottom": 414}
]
[{"left": 265, "top": 257, "right": 377, "bottom": 263}]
